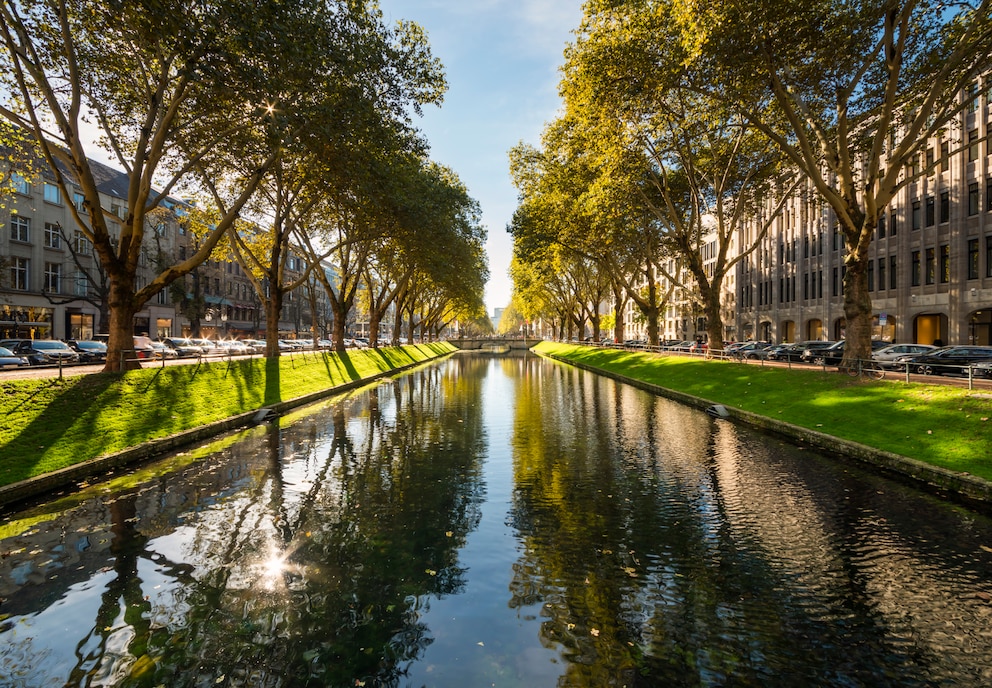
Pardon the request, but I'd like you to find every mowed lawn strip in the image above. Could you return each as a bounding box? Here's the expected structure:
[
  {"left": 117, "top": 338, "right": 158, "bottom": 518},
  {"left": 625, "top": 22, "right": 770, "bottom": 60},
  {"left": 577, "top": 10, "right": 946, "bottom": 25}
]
[
  {"left": 535, "top": 342, "right": 992, "bottom": 481},
  {"left": 0, "top": 343, "right": 455, "bottom": 487}
]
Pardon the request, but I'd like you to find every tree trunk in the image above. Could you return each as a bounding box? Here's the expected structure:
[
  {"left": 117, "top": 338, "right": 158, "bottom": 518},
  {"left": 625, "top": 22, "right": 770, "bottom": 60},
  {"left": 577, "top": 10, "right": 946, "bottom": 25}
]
[
  {"left": 368, "top": 311, "right": 381, "bottom": 348},
  {"left": 264, "top": 293, "right": 284, "bottom": 358},
  {"left": 703, "top": 287, "right": 724, "bottom": 355},
  {"left": 104, "top": 293, "right": 141, "bottom": 372},
  {"left": 841, "top": 253, "right": 873, "bottom": 365},
  {"left": 613, "top": 285, "right": 625, "bottom": 343}
]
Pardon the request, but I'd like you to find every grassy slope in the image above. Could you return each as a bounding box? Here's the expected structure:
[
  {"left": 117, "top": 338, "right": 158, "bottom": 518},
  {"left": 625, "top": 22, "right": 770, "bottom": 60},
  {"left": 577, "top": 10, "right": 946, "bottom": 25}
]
[
  {"left": 536, "top": 342, "right": 992, "bottom": 481},
  {"left": 0, "top": 343, "right": 455, "bottom": 486}
]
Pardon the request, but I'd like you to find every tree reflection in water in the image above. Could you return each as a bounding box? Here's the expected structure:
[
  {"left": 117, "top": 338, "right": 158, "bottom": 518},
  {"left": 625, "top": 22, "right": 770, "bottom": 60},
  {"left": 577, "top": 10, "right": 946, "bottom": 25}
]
[
  {"left": 3, "top": 354, "right": 992, "bottom": 687},
  {"left": 0, "top": 357, "right": 489, "bottom": 687}
]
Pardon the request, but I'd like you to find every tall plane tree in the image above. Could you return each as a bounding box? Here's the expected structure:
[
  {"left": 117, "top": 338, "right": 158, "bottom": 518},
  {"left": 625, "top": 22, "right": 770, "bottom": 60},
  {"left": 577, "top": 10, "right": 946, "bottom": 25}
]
[
  {"left": 0, "top": 0, "right": 319, "bottom": 370},
  {"left": 650, "top": 0, "right": 992, "bottom": 361}
]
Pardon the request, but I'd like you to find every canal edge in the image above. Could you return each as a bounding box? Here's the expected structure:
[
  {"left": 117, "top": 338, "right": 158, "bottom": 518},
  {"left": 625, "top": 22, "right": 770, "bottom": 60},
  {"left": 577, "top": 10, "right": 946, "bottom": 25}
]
[
  {"left": 0, "top": 350, "right": 455, "bottom": 510},
  {"left": 538, "top": 351, "right": 992, "bottom": 509}
]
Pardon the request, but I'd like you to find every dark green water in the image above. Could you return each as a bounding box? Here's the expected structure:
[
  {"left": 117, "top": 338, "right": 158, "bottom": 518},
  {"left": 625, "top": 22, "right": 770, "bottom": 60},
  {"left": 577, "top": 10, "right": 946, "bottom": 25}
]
[{"left": 2, "top": 353, "right": 991, "bottom": 687}]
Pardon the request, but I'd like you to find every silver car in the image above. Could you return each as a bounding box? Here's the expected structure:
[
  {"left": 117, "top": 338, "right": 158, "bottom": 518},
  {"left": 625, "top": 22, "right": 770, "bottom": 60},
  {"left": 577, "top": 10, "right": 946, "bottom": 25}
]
[{"left": 872, "top": 343, "right": 937, "bottom": 369}]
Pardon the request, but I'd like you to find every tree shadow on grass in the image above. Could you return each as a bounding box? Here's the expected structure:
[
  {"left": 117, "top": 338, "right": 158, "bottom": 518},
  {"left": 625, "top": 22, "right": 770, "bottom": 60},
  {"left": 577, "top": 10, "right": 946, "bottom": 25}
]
[{"left": 0, "top": 374, "right": 121, "bottom": 485}]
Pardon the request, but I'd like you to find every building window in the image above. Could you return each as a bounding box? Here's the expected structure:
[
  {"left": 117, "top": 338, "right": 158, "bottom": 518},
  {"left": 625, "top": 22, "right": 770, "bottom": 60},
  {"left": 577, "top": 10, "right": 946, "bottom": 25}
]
[
  {"left": 12, "top": 173, "right": 31, "bottom": 194},
  {"left": 969, "top": 129, "right": 979, "bottom": 162},
  {"left": 967, "top": 81, "right": 980, "bottom": 112},
  {"left": 940, "top": 141, "right": 949, "bottom": 172},
  {"left": 912, "top": 200, "right": 921, "bottom": 230},
  {"left": 987, "top": 237, "right": 992, "bottom": 278},
  {"left": 889, "top": 211, "right": 897, "bottom": 235},
  {"left": 969, "top": 182, "right": 980, "bottom": 215},
  {"left": 878, "top": 258, "right": 886, "bottom": 291},
  {"left": 877, "top": 213, "right": 886, "bottom": 238},
  {"left": 940, "top": 191, "right": 950, "bottom": 223},
  {"left": 43, "top": 262, "right": 62, "bottom": 293},
  {"left": 43, "top": 222, "right": 62, "bottom": 249},
  {"left": 968, "top": 238, "right": 979, "bottom": 279},
  {"left": 10, "top": 257, "right": 29, "bottom": 290},
  {"left": 925, "top": 247, "right": 935, "bottom": 285},
  {"left": 890, "top": 255, "right": 897, "bottom": 290},
  {"left": 73, "top": 191, "right": 86, "bottom": 212},
  {"left": 925, "top": 196, "right": 935, "bottom": 226},
  {"left": 987, "top": 178, "right": 992, "bottom": 212},
  {"left": 926, "top": 146, "right": 934, "bottom": 173},
  {"left": 74, "top": 231, "right": 92, "bottom": 255},
  {"left": 832, "top": 267, "right": 839, "bottom": 297},
  {"left": 939, "top": 244, "right": 949, "bottom": 283},
  {"left": 74, "top": 271, "right": 89, "bottom": 297},
  {"left": 911, "top": 250, "right": 921, "bottom": 286},
  {"left": 43, "top": 182, "right": 61, "bottom": 205},
  {"left": 867, "top": 260, "right": 874, "bottom": 292},
  {"left": 10, "top": 214, "right": 30, "bottom": 242},
  {"left": 157, "top": 289, "right": 168, "bottom": 305}
]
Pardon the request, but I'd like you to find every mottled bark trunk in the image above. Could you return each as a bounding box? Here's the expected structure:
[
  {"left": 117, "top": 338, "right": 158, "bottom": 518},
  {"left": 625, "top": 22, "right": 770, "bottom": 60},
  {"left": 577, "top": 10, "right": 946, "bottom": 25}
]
[
  {"left": 842, "top": 255, "right": 873, "bottom": 365},
  {"left": 104, "top": 279, "right": 140, "bottom": 372},
  {"left": 703, "top": 287, "right": 724, "bottom": 355},
  {"left": 264, "top": 294, "right": 284, "bottom": 358}
]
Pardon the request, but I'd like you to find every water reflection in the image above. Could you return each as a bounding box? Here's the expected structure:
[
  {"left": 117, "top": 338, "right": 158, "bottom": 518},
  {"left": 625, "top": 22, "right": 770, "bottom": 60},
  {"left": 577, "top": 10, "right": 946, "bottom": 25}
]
[
  {"left": 507, "top": 357, "right": 992, "bottom": 686},
  {"left": 1, "top": 357, "right": 489, "bottom": 687},
  {"left": 1, "top": 353, "right": 991, "bottom": 687}
]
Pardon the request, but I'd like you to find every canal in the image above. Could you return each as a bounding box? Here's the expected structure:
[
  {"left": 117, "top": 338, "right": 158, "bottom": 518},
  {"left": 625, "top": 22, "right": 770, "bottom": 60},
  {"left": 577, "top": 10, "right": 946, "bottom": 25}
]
[{"left": 1, "top": 352, "right": 991, "bottom": 687}]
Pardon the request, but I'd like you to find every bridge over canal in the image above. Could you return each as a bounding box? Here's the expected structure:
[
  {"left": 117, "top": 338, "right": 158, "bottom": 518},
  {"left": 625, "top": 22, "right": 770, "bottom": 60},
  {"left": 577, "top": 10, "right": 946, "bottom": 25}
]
[{"left": 449, "top": 337, "right": 542, "bottom": 351}]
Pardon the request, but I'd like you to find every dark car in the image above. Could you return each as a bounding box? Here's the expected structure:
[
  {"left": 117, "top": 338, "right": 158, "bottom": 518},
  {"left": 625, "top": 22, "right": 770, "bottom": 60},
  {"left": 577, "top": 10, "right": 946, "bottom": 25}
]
[
  {"left": 0, "top": 346, "right": 29, "bottom": 368},
  {"left": 0, "top": 338, "right": 80, "bottom": 365},
  {"left": 902, "top": 346, "right": 992, "bottom": 377},
  {"left": 768, "top": 340, "right": 833, "bottom": 363},
  {"left": 66, "top": 339, "right": 108, "bottom": 363},
  {"left": 730, "top": 341, "right": 771, "bottom": 359},
  {"left": 804, "top": 339, "right": 889, "bottom": 366}
]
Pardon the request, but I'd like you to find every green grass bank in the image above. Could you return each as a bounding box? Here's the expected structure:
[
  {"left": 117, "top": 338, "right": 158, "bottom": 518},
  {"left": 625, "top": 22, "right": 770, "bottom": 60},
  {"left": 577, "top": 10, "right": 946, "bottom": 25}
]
[
  {"left": 534, "top": 341, "right": 992, "bottom": 483},
  {"left": 0, "top": 343, "right": 456, "bottom": 492}
]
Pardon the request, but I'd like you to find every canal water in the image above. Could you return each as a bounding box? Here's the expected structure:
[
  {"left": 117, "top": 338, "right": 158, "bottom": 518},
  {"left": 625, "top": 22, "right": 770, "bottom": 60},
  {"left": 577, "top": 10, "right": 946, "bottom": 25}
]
[{"left": 2, "top": 352, "right": 992, "bottom": 687}]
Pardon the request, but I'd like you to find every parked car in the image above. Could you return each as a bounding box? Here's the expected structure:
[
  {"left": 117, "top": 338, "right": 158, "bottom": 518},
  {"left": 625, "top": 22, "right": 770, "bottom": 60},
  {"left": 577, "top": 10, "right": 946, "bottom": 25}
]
[
  {"left": 768, "top": 341, "right": 832, "bottom": 362},
  {"left": 0, "top": 339, "right": 80, "bottom": 365},
  {"left": 159, "top": 337, "right": 203, "bottom": 357},
  {"left": 804, "top": 339, "right": 889, "bottom": 366},
  {"left": 148, "top": 340, "right": 178, "bottom": 359},
  {"left": 216, "top": 339, "right": 250, "bottom": 356},
  {"left": 791, "top": 340, "right": 837, "bottom": 364},
  {"left": 689, "top": 340, "right": 708, "bottom": 354},
  {"left": 973, "top": 360, "right": 992, "bottom": 379},
  {"left": 872, "top": 343, "right": 938, "bottom": 369},
  {"left": 189, "top": 338, "right": 220, "bottom": 355},
  {"left": 0, "top": 346, "right": 29, "bottom": 368},
  {"left": 901, "top": 346, "right": 992, "bottom": 376},
  {"left": 730, "top": 341, "right": 771, "bottom": 359},
  {"left": 66, "top": 339, "right": 108, "bottom": 363}
]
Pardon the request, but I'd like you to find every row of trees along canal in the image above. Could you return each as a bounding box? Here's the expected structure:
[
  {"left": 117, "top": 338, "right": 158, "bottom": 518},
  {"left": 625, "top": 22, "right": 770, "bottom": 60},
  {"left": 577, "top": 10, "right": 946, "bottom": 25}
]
[
  {"left": 0, "top": 0, "right": 489, "bottom": 372},
  {"left": 507, "top": 0, "right": 991, "bottom": 363}
]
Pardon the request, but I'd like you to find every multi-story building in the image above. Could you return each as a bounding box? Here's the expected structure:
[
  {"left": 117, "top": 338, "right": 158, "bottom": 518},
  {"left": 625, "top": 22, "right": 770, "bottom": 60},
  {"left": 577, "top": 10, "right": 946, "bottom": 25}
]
[
  {"left": 2, "top": 155, "right": 334, "bottom": 340},
  {"left": 735, "top": 81, "right": 992, "bottom": 347}
]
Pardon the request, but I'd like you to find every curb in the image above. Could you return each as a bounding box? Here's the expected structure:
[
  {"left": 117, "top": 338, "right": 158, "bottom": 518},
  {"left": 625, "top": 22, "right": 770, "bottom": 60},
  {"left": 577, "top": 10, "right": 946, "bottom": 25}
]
[
  {"left": 539, "top": 351, "right": 992, "bottom": 509},
  {"left": 0, "top": 351, "right": 451, "bottom": 510}
]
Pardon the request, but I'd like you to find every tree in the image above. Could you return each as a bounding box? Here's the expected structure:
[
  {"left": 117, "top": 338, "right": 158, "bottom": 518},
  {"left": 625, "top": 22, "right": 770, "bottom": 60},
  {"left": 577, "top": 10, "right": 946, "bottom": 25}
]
[
  {"left": 0, "top": 0, "right": 306, "bottom": 370},
  {"left": 663, "top": 0, "right": 992, "bottom": 360},
  {"left": 206, "top": 3, "right": 445, "bottom": 357}
]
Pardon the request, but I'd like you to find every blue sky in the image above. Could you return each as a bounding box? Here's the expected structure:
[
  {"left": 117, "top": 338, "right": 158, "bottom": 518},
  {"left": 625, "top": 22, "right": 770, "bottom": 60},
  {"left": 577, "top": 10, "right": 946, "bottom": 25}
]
[{"left": 378, "top": 0, "right": 583, "bottom": 319}]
